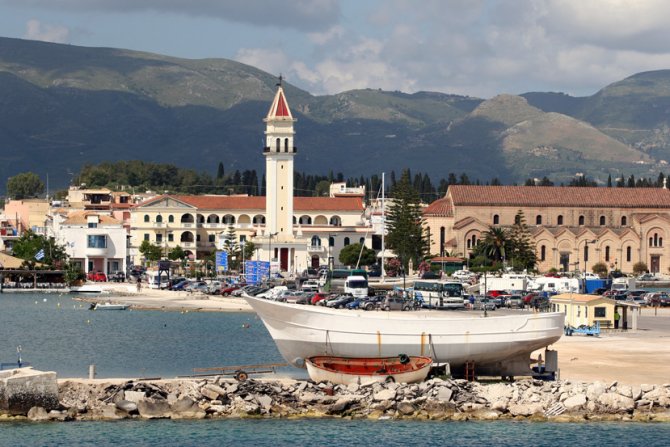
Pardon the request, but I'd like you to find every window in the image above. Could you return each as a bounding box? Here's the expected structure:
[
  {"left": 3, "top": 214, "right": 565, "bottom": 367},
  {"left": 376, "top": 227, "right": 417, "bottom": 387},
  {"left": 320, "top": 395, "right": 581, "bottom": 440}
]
[
  {"left": 621, "top": 216, "right": 627, "bottom": 226},
  {"left": 626, "top": 246, "right": 631, "bottom": 262},
  {"left": 578, "top": 215, "right": 585, "bottom": 225},
  {"left": 471, "top": 235, "right": 477, "bottom": 247},
  {"left": 284, "top": 138, "right": 289, "bottom": 152},
  {"left": 156, "top": 215, "right": 163, "bottom": 223},
  {"left": 88, "top": 222, "right": 97, "bottom": 228},
  {"left": 169, "top": 215, "right": 174, "bottom": 223},
  {"left": 144, "top": 215, "right": 149, "bottom": 222},
  {"left": 144, "top": 233, "right": 149, "bottom": 241},
  {"left": 156, "top": 233, "right": 163, "bottom": 243},
  {"left": 208, "top": 234, "right": 215, "bottom": 243},
  {"left": 87, "top": 235, "right": 107, "bottom": 248},
  {"left": 344, "top": 237, "right": 350, "bottom": 246},
  {"left": 196, "top": 234, "right": 201, "bottom": 242},
  {"left": 276, "top": 137, "right": 280, "bottom": 151},
  {"left": 557, "top": 215, "right": 563, "bottom": 225},
  {"left": 599, "top": 215, "right": 606, "bottom": 226},
  {"left": 440, "top": 227, "right": 445, "bottom": 255},
  {"left": 329, "top": 216, "right": 341, "bottom": 226},
  {"left": 311, "top": 236, "right": 321, "bottom": 246},
  {"left": 594, "top": 307, "right": 606, "bottom": 318},
  {"left": 605, "top": 246, "right": 610, "bottom": 262},
  {"left": 168, "top": 233, "right": 174, "bottom": 242},
  {"left": 329, "top": 236, "right": 335, "bottom": 247},
  {"left": 360, "top": 237, "right": 365, "bottom": 245},
  {"left": 536, "top": 215, "right": 542, "bottom": 225},
  {"left": 493, "top": 215, "right": 499, "bottom": 225},
  {"left": 584, "top": 245, "right": 589, "bottom": 262},
  {"left": 540, "top": 245, "right": 546, "bottom": 261}
]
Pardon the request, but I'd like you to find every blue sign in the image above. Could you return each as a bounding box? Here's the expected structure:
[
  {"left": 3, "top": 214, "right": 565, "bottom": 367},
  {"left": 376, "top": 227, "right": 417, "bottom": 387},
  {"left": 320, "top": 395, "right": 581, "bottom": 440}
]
[
  {"left": 244, "top": 260, "right": 270, "bottom": 284},
  {"left": 215, "top": 251, "right": 228, "bottom": 271}
]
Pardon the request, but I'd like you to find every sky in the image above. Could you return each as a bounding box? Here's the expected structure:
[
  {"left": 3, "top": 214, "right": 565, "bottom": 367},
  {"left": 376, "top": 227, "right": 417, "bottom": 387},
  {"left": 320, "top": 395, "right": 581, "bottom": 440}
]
[{"left": 2, "top": 0, "right": 670, "bottom": 98}]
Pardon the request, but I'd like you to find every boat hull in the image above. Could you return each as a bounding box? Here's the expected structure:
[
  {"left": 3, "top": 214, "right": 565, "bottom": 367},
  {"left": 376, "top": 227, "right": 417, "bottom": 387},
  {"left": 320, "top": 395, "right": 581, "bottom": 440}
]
[
  {"left": 244, "top": 296, "right": 564, "bottom": 376},
  {"left": 305, "top": 356, "right": 432, "bottom": 385}
]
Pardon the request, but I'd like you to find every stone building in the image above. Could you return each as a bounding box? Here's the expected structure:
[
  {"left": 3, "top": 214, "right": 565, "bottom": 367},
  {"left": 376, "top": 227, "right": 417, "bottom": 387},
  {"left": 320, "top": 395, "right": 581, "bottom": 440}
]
[{"left": 424, "top": 185, "right": 670, "bottom": 274}]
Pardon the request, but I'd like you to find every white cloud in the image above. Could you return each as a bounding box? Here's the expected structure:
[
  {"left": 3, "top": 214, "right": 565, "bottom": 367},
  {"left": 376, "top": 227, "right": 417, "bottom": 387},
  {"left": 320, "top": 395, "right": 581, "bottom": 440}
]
[{"left": 24, "top": 19, "right": 69, "bottom": 43}]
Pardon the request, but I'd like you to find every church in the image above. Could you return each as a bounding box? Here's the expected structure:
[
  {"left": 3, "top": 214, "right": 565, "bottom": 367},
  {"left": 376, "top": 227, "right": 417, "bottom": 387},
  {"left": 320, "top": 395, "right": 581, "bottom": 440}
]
[
  {"left": 129, "top": 80, "right": 372, "bottom": 274},
  {"left": 424, "top": 184, "right": 670, "bottom": 274}
]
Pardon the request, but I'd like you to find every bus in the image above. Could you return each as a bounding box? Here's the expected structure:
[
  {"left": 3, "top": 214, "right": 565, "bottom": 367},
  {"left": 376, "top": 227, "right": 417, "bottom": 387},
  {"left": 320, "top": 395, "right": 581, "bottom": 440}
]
[{"left": 412, "top": 280, "right": 465, "bottom": 309}]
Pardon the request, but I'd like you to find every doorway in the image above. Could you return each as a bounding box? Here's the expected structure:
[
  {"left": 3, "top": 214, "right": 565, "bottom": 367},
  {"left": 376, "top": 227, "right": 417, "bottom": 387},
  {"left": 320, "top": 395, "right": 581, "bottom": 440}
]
[
  {"left": 280, "top": 248, "right": 289, "bottom": 271},
  {"left": 559, "top": 252, "right": 570, "bottom": 272},
  {"left": 311, "top": 255, "right": 320, "bottom": 269},
  {"left": 650, "top": 255, "right": 660, "bottom": 274}
]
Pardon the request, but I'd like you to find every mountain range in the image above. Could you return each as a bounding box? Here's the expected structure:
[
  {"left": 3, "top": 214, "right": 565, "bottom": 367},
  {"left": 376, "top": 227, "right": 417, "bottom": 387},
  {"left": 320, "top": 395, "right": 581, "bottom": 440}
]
[{"left": 2, "top": 36, "right": 670, "bottom": 193}]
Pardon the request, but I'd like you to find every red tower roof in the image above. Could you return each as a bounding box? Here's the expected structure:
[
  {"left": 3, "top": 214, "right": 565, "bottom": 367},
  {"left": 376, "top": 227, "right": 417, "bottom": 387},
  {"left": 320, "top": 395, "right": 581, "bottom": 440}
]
[{"left": 266, "top": 87, "right": 294, "bottom": 120}]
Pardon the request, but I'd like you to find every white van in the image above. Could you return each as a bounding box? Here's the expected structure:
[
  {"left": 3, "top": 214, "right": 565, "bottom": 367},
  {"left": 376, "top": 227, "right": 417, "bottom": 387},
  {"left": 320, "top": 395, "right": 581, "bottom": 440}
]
[{"left": 144, "top": 270, "right": 169, "bottom": 289}]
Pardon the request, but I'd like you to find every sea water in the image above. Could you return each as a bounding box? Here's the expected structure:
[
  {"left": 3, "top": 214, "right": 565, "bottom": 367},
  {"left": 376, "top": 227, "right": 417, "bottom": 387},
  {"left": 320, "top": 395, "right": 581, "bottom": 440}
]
[
  {"left": 1, "top": 419, "right": 669, "bottom": 446},
  {"left": 1, "top": 293, "right": 669, "bottom": 446}
]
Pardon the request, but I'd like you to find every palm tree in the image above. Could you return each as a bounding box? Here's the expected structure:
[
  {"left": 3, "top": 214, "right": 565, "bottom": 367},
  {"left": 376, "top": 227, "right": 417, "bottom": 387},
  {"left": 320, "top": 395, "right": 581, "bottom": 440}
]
[{"left": 481, "top": 226, "right": 509, "bottom": 262}]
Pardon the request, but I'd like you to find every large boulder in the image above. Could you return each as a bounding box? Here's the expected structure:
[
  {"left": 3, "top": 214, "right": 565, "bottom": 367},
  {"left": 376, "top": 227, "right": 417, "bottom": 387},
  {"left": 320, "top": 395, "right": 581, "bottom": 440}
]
[
  {"left": 597, "top": 393, "right": 635, "bottom": 412},
  {"left": 171, "top": 396, "right": 206, "bottom": 419},
  {"left": 0, "top": 368, "right": 59, "bottom": 415},
  {"left": 137, "top": 398, "right": 172, "bottom": 419},
  {"left": 563, "top": 394, "right": 587, "bottom": 410}
]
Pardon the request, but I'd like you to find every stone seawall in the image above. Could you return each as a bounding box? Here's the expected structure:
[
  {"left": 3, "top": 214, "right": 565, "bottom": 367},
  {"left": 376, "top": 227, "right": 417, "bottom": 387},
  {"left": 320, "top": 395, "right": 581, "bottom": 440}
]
[{"left": 2, "top": 374, "right": 670, "bottom": 422}]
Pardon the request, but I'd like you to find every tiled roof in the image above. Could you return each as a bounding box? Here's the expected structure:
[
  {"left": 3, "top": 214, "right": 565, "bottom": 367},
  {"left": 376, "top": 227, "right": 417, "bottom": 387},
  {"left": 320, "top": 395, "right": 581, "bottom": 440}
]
[
  {"left": 448, "top": 185, "right": 670, "bottom": 208},
  {"left": 423, "top": 197, "right": 453, "bottom": 216},
  {"left": 62, "top": 211, "right": 122, "bottom": 225},
  {"left": 136, "top": 195, "right": 363, "bottom": 212},
  {"left": 551, "top": 293, "right": 609, "bottom": 303}
]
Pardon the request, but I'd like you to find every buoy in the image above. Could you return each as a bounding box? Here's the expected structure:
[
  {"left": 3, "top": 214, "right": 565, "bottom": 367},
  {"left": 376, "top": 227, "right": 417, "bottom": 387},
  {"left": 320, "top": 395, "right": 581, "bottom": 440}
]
[
  {"left": 43, "top": 298, "right": 47, "bottom": 302},
  {"left": 86, "top": 319, "right": 91, "bottom": 325},
  {"left": 242, "top": 323, "right": 250, "bottom": 328}
]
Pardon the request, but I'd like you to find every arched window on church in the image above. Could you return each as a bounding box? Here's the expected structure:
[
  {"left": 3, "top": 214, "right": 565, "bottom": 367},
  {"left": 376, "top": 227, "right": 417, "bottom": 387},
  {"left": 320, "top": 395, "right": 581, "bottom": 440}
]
[
  {"left": 605, "top": 246, "right": 610, "bottom": 262},
  {"left": 540, "top": 245, "right": 546, "bottom": 261},
  {"left": 621, "top": 216, "right": 627, "bottom": 226},
  {"left": 344, "top": 237, "right": 350, "bottom": 246},
  {"left": 536, "top": 215, "right": 542, "bottom": 225},
  {"left": 578, "top": 215, "right": 585, "bottom": 226},
  {"left": 493, "top": 215, "right": 499, "bottom": 225},
  {"left": 599, "top": 215, "right": 606, "bottom": 226},
  {"left": 284, "top": 138, "right": 289, "bottom": 152},
  {"left": 557, "top": 215, "right": 563, "bottom": 225},
  {"left": 276, "top": 138, "right": 280, "bottom": 151},
  {"left": 626, "top": 246, "right": 631, "bottom": 262}
]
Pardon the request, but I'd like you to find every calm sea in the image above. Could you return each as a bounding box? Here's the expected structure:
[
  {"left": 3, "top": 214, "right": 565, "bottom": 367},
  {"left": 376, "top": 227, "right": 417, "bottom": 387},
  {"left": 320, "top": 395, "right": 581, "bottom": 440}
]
[{"left": 1, "top": 293, "right": 669, "bottom": 446}]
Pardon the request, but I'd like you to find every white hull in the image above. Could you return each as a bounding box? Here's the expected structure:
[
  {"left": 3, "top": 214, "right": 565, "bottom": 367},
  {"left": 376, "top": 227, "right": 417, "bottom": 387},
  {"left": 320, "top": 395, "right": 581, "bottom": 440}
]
[
  {"left": 93, "top": 303, "right": 129, "bottom": 310},
  {"left": 244, "top": 296, "right": 564, "bottom": 376}
]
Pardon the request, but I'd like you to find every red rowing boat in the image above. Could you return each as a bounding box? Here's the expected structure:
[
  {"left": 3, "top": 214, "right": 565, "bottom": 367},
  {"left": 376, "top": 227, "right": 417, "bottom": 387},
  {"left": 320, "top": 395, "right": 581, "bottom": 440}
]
[{"left": 305, "top": 355, "right": 432, "bottom": 385}]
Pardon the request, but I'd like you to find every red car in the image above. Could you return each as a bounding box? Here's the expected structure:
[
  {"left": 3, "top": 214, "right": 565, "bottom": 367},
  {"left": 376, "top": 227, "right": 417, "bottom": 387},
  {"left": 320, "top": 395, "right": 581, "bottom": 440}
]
[
  {"left": 87, "top": 271, "right": 107, "bottom": 282},
  {"left": 220, "top": 284, "right": 244, "bottom": 296},
  {"left": 311, "top": 292, "right": 329, "bottom": 305}
]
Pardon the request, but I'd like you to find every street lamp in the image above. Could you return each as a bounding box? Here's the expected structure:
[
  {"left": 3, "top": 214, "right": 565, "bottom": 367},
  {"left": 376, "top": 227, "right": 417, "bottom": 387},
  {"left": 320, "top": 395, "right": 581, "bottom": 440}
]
[
  {"left": 240, "top": 240, "right": 246, "bottom": 279},
  {"left": 582, "top": 239, "right": 597, "bottom": 276},
  {"left": 268, "top": 232, "right": 278, "bottom": 281}
]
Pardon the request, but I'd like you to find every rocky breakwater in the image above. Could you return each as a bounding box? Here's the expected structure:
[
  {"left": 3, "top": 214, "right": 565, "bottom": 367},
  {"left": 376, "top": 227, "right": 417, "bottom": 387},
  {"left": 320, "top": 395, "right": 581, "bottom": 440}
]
[{"left": 3, "top": 373, "right": 670, "bottom": 422}]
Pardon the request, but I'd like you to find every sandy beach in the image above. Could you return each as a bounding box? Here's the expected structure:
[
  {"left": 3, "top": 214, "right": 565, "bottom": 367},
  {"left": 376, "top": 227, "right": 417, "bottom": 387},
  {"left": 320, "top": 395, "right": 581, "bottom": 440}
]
[{"left": 85, "top": 284, "right": 670, "bottom": 386}]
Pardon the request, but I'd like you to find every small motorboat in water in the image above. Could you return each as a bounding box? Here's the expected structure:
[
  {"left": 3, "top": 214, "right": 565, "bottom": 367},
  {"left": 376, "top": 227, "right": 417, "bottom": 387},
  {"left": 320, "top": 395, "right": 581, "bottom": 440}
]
[
  {"left": 305, "top": 354, "right": 432, "bottom": 385},
  {"left": 90, "top": 302, "right": 129, "bottom": 311}
]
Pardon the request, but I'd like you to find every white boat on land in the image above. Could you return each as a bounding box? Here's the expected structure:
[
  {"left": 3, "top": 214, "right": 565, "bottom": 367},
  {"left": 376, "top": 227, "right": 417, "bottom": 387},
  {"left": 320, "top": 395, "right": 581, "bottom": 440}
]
[
  {"left": 90, "top": 302, "right": 129, "bottom": 310},
  {"left": 70, "top": 284, "right": 104, "bottom": 294},
  {"left": 305, "top": 355, "right": 432, "bottom": 385},
  {"left": 244, "top": 296, "right": 564, "bottom": 377}
]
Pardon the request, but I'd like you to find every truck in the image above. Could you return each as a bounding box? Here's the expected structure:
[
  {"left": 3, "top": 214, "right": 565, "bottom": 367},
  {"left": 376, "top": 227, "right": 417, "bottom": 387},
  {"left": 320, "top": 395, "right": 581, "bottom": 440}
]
[
  {"left": 479, "top": 274, "right": 528, "bottom": 295},
  {"left": 611, "top": 277, "right": 636, "bottom": 293},
  {"left": 344, "top": 275, "right": 368, "bottom": 298}
]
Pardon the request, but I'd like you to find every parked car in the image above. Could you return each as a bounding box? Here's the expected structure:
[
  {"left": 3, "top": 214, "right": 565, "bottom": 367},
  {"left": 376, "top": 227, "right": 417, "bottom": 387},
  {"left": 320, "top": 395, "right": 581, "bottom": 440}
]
[
  {"left": 326, "top": 295, "right": 356, "bottom": 309},
  {"left": 220, "top": 284, "right": 244, "bottom": 296},
  {"left": 310, "top": 292, "right": 329, "bottom": 305},
  {"left": 644, "top": 292, "right": 670, "bottom": 307},
  {"left": 637, "top": 273, "right": 658, "bottom": 281},
  {"left": 504, "top": 294, "right": 524, "bottom": 309},
  {"left": 421, "top": 271, "right": 440, "bottom": 279},
  {"left": 474, "top": 297, "right": 496, "bottom": 311},
  {"left": 170, "top": 279, "right": 191, "bottom": 291},
  {"left": 380, "top": 295, "right": 411, "bottom": 311},
  {"left": 87, "top": 271, "right": 107, "bottom": 282},
  {"left": 301, "top": 268, "right": 320, "bottom": 279},
  {"left": 301, "top": 280, "right": 319, "bottom": 292}
]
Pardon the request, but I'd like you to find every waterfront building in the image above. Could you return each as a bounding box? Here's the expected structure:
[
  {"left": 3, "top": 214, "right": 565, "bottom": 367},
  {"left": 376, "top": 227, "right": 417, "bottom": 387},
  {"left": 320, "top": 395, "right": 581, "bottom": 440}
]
[
  {"left": 424, "top": 185, "right": 670, "bottom": 274},
  {"left": 129, "top": 80, "right": 371, "bottom": 273}
]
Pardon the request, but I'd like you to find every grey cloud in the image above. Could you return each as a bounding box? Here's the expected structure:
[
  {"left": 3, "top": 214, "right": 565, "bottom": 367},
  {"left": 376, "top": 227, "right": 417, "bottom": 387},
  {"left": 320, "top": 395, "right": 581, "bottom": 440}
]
[{"left": 5, "top": 0, "right": 340, "bottom": 31}]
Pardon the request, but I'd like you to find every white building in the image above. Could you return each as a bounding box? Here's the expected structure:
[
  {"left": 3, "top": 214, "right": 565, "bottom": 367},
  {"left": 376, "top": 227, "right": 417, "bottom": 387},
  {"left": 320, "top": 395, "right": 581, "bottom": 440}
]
[{"left": 53, "top": 211, "right": 127, "bottom": 274}]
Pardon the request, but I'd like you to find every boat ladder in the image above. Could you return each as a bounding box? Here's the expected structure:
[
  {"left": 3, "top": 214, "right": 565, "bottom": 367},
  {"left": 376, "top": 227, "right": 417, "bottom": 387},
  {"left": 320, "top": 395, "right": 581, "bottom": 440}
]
[
  {"left": 464, "top": 360, "right": 476, "bottom": 381},
  {"left": 544, "top": 402, "right": 566, "bottom": 418}
]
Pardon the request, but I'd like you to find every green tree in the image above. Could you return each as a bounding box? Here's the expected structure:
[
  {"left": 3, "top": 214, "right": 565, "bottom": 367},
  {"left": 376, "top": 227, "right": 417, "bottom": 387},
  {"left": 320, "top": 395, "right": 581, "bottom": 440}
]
[
  {"left": 168, "top": 245, "right": 187, "bottom": 261},
  {"left": 338, "top": 243, "right": 377, "bottom": 267},
  {"left": 507, "top": 210, "right": 536, "bottom": 271},
  {"left": 386, "top": 170, "right": 429, "bottom": 270},
  {"left": 139, "top": 240, "right": 162, "bottom": 262},
  {"left": 591, "top": 261, "right": 608, "bottom": 278},
  {"left": 315, "top": 180, "right": 331, "bottom": 196},
  {"left": 6, "top": 172, "right": 45, "bottom": 199},
  {"left": 11, "top": 230, "right": 68, "bottom": 269},
  {"left": 632, "top": 262, "right": 648, "bottom": 275},
  {"left": 478, "top": 226, "right": 510, "bottom": 263}
]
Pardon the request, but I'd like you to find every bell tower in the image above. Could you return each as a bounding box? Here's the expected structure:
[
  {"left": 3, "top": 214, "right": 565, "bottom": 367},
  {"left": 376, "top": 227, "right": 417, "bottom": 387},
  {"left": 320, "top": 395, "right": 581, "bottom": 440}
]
[{"left": 264, "top": 75, "right": 296, "bottom": 237}]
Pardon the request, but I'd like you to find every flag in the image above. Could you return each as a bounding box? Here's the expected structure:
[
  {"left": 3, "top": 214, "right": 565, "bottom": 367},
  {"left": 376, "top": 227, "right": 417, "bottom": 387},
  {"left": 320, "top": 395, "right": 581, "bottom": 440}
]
[{"left": 35, "top": 248, "right": 45, "bottom": 261}]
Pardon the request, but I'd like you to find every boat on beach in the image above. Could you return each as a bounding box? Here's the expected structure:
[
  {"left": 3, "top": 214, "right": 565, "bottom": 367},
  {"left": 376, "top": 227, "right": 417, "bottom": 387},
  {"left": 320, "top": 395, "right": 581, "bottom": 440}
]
[
  {"left": 305, "top": 355, "right": 432, "bottom": 385},
  {"left": 244, "top": 296, "right": 564, "bottom": 377},
  {"left": 90, "top": 302, "right": 129, "bottom": 311}
]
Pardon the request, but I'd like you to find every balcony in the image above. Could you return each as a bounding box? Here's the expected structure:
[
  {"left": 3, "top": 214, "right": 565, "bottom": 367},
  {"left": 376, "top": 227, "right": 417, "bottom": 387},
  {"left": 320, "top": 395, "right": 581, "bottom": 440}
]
[{"left": 307, "top": 245, "right": 326, "bottom": 253}]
